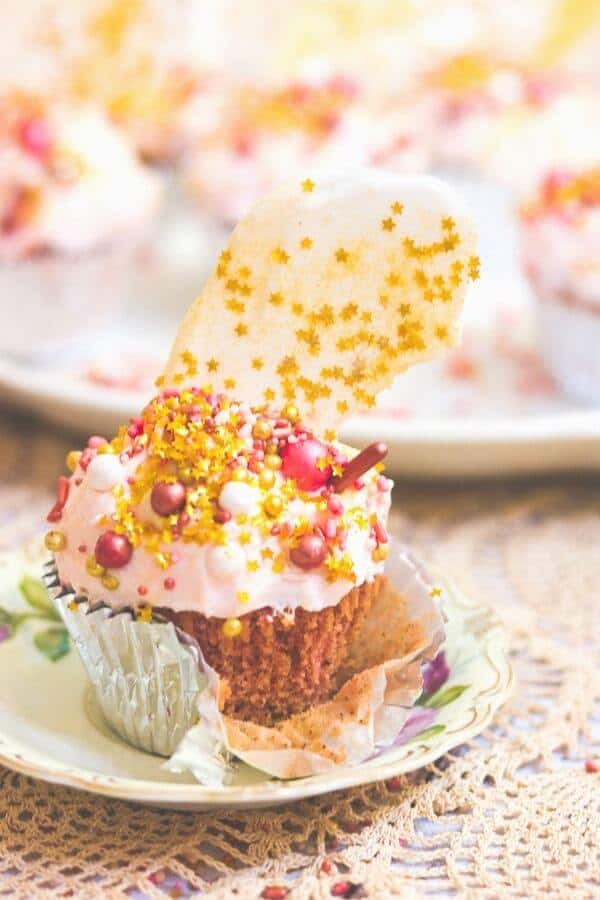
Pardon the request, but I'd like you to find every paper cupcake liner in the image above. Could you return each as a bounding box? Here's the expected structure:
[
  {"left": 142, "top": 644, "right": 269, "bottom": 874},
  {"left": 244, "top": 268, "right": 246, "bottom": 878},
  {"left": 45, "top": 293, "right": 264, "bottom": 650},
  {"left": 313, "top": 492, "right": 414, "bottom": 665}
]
[
  {"left": 43, "top": 561, "right": 203, "bottom": 757},
  {"left": 44, "top": 541, "right": 445, "bottom": 781},
  {"left": 535, "top": 291, "right": 600, "bottom": 404}
]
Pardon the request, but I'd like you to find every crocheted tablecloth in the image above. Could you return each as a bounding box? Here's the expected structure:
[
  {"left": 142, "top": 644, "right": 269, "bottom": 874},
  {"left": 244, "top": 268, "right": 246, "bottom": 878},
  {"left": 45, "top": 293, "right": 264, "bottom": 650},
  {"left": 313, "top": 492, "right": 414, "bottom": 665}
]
[{"left": 0, "top": 410, "right": 598, "bottom": 899}]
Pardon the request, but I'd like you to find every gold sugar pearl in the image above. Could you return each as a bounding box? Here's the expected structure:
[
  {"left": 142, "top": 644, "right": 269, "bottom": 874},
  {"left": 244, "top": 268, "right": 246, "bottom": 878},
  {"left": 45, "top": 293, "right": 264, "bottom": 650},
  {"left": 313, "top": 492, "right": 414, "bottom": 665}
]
[
  {"left": 264, "top": 454, "right": 282, "bottom": 470},
  {"left": 258, "top": 468, "right": 276, "bottom": 490},
  {"left": 282, "top": 404, "right": 299, "bottom": 423},
  {"left": 252, "top": 419, "right": 273, "bottom": 440},
  {"left": 372, "top": 545, "right": 389, "bottom": 563},
  {"left": 86, "top": 555, "right": 105, "bottom": 577},
  {"left": 231, "top": 466, "right": 248, "bottom": 481},
  {"left": 264, "top": 493, "right": 283, "bottom": 517},
  {"left": 101, "top": 573, "right": 120, "bottom": 591},
  {"left": 222, "top": 617, "right": 243, "bottom": 638},
  {"left": 44, "top": 530, "right": 66, "bottom": 552},
  {"left": 66, "top": 450, "right": 81, "bottom": 473},
  {"left": 179, "top": 467, "right": 195, "bottom": 484}
]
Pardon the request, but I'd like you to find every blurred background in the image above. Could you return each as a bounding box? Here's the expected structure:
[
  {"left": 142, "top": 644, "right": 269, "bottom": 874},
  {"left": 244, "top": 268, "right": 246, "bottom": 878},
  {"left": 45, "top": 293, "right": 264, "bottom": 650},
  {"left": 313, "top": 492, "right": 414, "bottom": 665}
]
[{"left": 0, "top": 0, "right": 598, "bottom": 475}]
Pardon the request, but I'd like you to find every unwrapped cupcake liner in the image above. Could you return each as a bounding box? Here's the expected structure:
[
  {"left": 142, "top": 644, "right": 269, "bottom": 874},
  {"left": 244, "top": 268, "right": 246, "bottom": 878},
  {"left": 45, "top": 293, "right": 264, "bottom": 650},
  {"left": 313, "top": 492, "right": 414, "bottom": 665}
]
[
  {"left": 535, "top": 291, "right": 600, "bottom": 405},
  {"left": 44, "top": 541, "right": 445, "bottom": 780}
]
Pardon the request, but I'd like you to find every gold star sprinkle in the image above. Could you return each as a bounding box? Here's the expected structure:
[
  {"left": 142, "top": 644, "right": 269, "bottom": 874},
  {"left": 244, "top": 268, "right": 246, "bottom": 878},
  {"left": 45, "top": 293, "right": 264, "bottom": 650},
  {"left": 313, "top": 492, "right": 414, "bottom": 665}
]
[
  {"left": 224, "top": 377, "right": 236, "bottom": 389},
  {"left": 335, "top": 247, "right": 349, "bottom": 264},
  {"left": 206, "top": 358, "right": 219, "bottom": 373},
  {"left": 252, "top": 357, "right": 264, "bottom": 370},
  {"left": 336, "top": 399, "right": 349, "bottom": 415},
  {"left": 264, "top": 387, "right": 275, "bottom": 401},
  {"left": 291, "top": 302, "right": 304, "bottom": 316},
  {"left": 435, "top": 325, "right": 449, "bottom": 340},
  {"left": 391, "top": 201, "right": 404, "bottom": 215},
  {"left": 301, "top": 178, "right": 315, "bottom": 192},
  {"left": 246, "top": 560, "right": 259, "bottom": 572},
  {"left": 300, "top": 236, "right": 313, "bottom": 249},
  {"left": 269, "top": 291, "right": 284, "bottom": 306},
  {"left": 271, "top": 247, "right": 289, "bottom": 264},
  {"left": 237, "top": 590, "right": 250, "bottom": 604},
  {"left": 234, "top": 323, "right": 248, "bottom": 337},
  {"left": 381, "top": 217, "right": 396, "bottom": 232},
  {"left": 341, "top": 302, "right": 358, "bottom": 321}
]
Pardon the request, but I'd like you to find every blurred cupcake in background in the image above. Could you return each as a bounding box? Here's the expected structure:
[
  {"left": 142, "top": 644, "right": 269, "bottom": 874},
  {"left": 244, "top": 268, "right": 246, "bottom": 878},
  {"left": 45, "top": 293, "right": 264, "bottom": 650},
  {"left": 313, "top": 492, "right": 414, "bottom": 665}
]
[
  {"left": 519, "top": 167, "right": 600, "bottom": 403},
  {"left": 183, "top": 74, "right": 432, "bottom": 224},
  {"left": 0, "top": 92, "right": 163, "bottom": 357}
]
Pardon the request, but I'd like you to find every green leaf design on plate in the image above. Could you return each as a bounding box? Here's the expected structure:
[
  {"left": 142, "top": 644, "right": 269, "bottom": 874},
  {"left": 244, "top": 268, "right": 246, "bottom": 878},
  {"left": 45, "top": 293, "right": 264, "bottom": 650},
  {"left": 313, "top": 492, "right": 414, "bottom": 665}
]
[
  {"left": 33, "top": 627, "right": 70, "bottom": 662},
  {"left": 423, "top": 684, "right": 469, "bottom": 709},
  {"left": 407, "top": 724, "right": 446, "bottom": 744},
  {"left": 0, "top": 607, "right": 14, "bottom": 628},
  {"left": 19, "top": 577, "right": 60, "bottom": 620}
]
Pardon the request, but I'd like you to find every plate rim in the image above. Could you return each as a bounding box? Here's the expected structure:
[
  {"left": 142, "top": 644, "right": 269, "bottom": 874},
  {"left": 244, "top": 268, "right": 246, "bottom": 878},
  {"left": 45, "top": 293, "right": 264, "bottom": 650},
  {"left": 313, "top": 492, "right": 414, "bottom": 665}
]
[
  {"left": 1, "top": 354, "right": 599, "bottom": 448},
  {"left": 0, "top": 566, "right": 514, "bottom": 808}
]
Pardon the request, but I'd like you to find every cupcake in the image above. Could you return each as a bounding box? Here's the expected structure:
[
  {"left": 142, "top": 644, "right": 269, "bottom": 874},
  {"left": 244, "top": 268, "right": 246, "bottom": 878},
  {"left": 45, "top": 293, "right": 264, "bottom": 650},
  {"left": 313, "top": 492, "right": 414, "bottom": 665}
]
[
  {"left": 0, "top": 92, "right": 163, "bottom": 356},
  {"left": 184, "top": 75, "right": 431, "bottom": 224},
  {"left": 45, "top": 170, "right": 479, "bottom": 773},
  {"left": 519, "top": 167, "right": 600, "bottom": 403}
]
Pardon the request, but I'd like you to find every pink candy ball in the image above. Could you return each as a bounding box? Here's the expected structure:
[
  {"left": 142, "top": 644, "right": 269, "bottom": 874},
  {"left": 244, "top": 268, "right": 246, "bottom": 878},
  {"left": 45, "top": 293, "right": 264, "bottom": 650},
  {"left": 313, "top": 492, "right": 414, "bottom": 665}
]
[{"left": 281, "top": 439, "right": 331, "bottom": 491}]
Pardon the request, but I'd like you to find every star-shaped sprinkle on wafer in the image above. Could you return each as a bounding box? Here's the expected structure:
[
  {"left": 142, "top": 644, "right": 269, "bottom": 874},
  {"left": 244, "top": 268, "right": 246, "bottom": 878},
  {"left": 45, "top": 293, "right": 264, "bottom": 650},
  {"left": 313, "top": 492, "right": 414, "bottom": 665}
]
[{"left": 162, "top": 171, "right": 478, "bottom": 430}]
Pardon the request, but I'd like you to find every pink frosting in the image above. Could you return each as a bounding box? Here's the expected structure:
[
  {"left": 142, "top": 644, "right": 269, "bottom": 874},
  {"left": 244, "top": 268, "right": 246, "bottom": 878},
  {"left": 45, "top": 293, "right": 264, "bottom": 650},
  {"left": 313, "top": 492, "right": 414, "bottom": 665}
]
[{"left": 54, "top": 447, "right": 392, "bottom": 620}]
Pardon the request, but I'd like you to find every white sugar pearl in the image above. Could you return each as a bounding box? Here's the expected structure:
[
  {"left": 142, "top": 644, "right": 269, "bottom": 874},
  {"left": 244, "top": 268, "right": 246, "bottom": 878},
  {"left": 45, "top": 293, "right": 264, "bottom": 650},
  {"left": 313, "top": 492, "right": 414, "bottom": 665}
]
[
  {"left": 87, "top": 454, "right": 122, "bottom": 492},
  {"left": 218, "top": 481, "right": 261, "bottom": 517},
  {"left": 206, "top": 544, "right": 245, "bottom": 579}
]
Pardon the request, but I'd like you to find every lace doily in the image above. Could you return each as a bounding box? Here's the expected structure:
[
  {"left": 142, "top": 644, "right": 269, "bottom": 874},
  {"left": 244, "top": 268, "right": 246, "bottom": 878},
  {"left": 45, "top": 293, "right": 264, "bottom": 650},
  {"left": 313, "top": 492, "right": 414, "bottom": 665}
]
[{"left": 0, "top": 415, "right": 598, "bottom": 899}]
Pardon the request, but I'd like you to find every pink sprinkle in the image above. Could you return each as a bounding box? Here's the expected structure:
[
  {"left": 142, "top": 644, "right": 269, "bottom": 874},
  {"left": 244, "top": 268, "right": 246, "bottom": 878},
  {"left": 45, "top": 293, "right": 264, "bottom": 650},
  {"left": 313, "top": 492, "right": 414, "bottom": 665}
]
[
  {"left": 324, "top": 518, "right": 338, "bottom": 540},
  {"left": 79, "top": 448, "right": 95, "bottom": 471},
  {"left": 270, "top": 524, "right": 281, "bottom": 535},
  {"left": 353, "top": 478, "right": 365, "bottom": 490},
  {"left": 78, "top": 544, "right": 87, "bottom": 554},
  {"left": 374, "top": 520, "right": 388, "bottom": 544},
  {"left": 161, "top": 389, "right": 180, "bottom": 399},
  {"left": 585, "top": 759, "right": 599, "bottom": 773},
  {"left": 287, "top": 434, "right": 298, "bottom": 444},
  {"left": 314, "top": 525, "right": 326, "bottom": 541},
  {"left": 376, "top": 476, "right": 389, "bottom": 492},
  {"left": 132, "top": 445, "right": 144, "bottom": 456},
  {"left": 87, "top": 435, "right": 107, "bottom": 449},
  {"left": 137, "top": 586, "right": 148, "bottom": 596},
  {"left": 179, "top": 512, "right": 190, "bottom": 526},
  {"left": 337, "top": 528, "right": 348, "bottom": 550},
  {"left": 164, "top": 577, "right": 176, "bottom": 590},
  {"left": 18, "top": 118, "right": 52, "bottom": 159},
  {"left": 328, "top": 496, "right": 343, "bottom": 515},
  {"left": 127, "top": 476, "right": 135, "bottom": 485}
]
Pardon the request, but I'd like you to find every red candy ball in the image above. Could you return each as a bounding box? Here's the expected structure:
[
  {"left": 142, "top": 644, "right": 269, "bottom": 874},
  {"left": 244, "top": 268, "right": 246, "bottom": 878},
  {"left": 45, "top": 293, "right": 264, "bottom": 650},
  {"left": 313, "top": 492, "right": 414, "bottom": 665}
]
[
  {"left": 95, "top": 531, "right": 133, "bottom": 569},
  {"left": 290, "top": 533, "right": 327, "bottom": 570},
  {"left": 151, "top": 481, "right": 187, "bottom": 516},
  {"left": 281, "top": 439, "right": 331, "bottom": 491}
]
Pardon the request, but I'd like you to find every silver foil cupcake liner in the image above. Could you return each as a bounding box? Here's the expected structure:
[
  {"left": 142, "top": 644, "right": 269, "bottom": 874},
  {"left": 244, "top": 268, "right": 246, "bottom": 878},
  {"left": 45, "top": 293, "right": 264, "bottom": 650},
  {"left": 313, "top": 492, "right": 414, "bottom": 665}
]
[{"left": 43, "top": 560, "right": 203, "bottom": 757}]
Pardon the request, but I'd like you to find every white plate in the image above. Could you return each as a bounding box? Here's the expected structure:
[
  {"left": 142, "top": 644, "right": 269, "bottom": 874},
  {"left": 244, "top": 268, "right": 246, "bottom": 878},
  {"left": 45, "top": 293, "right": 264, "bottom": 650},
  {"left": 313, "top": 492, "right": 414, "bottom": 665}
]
[
  {"left": 1, "top": 175, "right": 598, "bottom": 476},
  {"left": 0, "top": 545, "right": 512, "bottom": 810}
]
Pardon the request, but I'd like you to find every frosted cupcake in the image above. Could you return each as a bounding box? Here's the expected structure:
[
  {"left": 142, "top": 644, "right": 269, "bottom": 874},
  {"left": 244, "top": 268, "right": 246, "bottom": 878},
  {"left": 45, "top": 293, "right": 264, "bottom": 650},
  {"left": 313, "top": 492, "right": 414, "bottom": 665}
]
[
  {"left": 0, "top": 93, "right": 163, "bottom": 356},
  {"left": 184, "top": 76, "right": 431, "bottom": 223},
  {"left": 519, "top": 167, "right": 600, "bottom": 403},
  {"left": 45, "top": 170, "right": 479, "bottom": 771}
]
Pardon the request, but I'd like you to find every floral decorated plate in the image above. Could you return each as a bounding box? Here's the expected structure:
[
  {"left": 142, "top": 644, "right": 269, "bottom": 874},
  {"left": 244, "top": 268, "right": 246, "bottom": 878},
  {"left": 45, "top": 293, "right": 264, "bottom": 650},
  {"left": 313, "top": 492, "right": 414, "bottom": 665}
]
[{"left": 0, "top": 542, "right": 512, "bottom": 811}]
